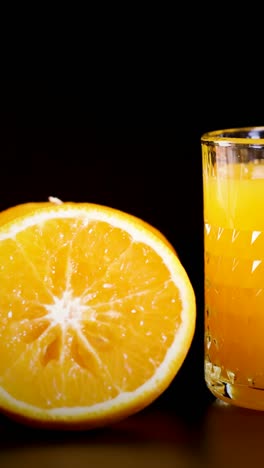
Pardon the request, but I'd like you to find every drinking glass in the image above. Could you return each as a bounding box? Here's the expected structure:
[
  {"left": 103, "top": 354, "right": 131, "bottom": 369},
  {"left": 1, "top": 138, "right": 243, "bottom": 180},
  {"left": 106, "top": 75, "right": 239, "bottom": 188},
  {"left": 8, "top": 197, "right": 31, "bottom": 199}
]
[{"left": 201, "top": 126, "right": 264, "bottom": 410}]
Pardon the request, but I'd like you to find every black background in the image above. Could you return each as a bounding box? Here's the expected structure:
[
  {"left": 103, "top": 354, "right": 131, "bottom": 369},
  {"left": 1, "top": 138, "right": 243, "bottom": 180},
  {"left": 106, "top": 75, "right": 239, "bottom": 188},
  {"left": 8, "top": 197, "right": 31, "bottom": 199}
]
[{"left": 0, "top": 81, "right": 264, "bottom": 414}]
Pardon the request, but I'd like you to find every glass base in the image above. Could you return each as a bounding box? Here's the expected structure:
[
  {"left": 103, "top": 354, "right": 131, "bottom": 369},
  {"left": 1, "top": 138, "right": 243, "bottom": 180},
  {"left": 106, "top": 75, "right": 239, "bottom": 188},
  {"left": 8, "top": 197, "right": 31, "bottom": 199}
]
[{"left": 205, "top": 361, "right": 264, "bottom": 411}]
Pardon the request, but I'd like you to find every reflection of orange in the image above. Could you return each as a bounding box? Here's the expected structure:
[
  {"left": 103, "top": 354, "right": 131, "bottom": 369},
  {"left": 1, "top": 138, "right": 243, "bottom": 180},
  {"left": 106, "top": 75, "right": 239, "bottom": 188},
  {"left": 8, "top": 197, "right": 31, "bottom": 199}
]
[{"left": 0, "top": 200, "right": 196, "bottom": 429}]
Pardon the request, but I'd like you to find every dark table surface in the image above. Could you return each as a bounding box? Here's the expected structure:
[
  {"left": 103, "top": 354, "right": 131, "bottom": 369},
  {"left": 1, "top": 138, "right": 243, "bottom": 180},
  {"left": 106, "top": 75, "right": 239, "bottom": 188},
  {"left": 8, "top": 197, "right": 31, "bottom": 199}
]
[{"left": 1, "top": 387, "right": 264, "bottom": 468}]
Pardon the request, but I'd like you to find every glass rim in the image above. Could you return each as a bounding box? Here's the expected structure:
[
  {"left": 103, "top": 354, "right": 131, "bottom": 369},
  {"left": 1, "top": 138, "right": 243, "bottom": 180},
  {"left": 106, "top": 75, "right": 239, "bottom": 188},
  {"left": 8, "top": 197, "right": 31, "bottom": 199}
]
[{"left": 201, "top": 126, "right": 264, "bottom": 146}]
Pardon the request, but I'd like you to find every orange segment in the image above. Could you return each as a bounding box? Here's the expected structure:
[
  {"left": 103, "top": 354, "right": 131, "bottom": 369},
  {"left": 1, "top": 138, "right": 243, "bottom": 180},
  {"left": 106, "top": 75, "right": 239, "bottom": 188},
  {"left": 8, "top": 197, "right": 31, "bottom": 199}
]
[
  {"left": 0, "top": 198, "right": 177, "bottom": 253},
  {"left": 0, "top": 201, "right": 196, "bottom": 429}
]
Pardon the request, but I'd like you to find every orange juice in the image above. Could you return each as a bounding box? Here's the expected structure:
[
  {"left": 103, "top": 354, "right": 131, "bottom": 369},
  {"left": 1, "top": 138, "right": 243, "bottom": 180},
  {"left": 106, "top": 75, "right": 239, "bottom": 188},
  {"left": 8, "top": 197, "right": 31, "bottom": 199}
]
[{"left": 203, "top": 162, "right": 264, "bottom": 409}]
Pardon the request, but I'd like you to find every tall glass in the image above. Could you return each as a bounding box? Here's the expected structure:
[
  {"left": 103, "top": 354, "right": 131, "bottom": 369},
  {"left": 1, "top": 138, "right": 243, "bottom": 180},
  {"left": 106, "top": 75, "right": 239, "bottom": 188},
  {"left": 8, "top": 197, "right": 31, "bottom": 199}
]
[{"left": 201, "top": 127, "right": 264, "bottom": 410}]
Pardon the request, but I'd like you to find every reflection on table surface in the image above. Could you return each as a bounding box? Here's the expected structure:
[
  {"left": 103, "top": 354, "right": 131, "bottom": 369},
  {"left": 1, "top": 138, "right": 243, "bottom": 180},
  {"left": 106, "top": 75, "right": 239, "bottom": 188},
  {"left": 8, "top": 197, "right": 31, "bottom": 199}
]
[
  {"left": 1, "top": 396, "right": 264, "bottom": 467},
  {"left": 204, "top": 399, "right": 264, "bottom": 466}
]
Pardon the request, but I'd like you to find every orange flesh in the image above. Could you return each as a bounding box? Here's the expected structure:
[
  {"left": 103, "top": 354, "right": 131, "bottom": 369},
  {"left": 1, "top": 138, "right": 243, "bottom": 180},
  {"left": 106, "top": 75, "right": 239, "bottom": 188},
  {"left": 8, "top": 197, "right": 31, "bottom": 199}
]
[{"left": 0, "top": 217, "right": 181, "bottom": 409}]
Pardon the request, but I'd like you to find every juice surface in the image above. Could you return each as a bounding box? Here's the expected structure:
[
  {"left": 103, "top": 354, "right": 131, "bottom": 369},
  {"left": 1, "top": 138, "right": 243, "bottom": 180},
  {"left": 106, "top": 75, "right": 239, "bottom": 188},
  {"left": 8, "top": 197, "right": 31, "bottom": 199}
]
[{"left": 204, "top": 163, "right": 264, "bottom": 387}]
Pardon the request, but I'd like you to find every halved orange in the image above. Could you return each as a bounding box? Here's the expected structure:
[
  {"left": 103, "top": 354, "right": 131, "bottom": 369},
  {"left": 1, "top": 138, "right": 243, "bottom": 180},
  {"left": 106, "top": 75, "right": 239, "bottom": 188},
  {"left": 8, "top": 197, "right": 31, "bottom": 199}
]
[{"left": 0, "top": 199, "right": 196, "bottom": 429}]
